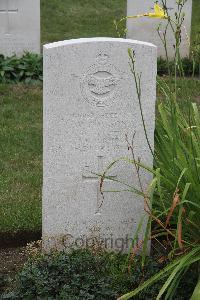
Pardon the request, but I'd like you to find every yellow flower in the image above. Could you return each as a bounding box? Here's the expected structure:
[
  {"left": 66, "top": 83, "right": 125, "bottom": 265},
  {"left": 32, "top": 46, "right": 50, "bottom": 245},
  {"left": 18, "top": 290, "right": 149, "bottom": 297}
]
[
  {"left": 144, "top": 3, "right": 168, "bottom": 19},
  {"left": 127, "top": 3, "right": 168, "bottom": 20},
  {"left": 115, "top": 3, "right": 168, "bottom": 37}
]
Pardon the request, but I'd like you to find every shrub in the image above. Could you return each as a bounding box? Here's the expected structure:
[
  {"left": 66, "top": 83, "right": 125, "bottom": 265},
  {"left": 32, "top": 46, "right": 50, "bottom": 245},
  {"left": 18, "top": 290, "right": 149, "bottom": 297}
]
[
  {"left": 0, "top": 53, "right": 42, "bottom": 84},
  {"left": 2, "top": 249, "right": 197, "bottom": 299},
  {"left": 3, "top": 249, "right": 164, "bottom": 299}
]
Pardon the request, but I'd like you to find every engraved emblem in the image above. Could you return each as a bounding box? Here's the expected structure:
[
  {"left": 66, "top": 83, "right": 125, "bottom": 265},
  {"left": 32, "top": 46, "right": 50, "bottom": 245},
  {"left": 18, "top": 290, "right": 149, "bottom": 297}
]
[{"left": 81, "top": 53, "right": 120, "bottom": 107}]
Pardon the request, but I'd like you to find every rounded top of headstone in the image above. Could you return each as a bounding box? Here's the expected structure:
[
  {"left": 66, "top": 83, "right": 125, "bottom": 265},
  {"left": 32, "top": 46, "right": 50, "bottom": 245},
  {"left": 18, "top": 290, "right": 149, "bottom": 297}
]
[{"left": 43, "top": 37, "right": 157, "bottom": 50}]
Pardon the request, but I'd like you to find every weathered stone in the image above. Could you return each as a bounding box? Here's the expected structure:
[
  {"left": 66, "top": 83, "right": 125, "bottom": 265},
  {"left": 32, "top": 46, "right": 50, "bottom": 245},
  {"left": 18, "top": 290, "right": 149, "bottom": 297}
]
[
  {"left": 127, "top": 0, "right": 192, "bottom": 58},
  {"left": 43, "top": 38, "right": 157, "bottom": 252},
  {"left": 0, "top": 0, "right": 40, "bottom": 56}
]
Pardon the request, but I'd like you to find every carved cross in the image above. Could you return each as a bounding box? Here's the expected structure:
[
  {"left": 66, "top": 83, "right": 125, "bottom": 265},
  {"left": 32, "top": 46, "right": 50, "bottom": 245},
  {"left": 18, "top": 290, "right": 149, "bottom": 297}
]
[
  {"left": 82, "top": 156, "right": 117, "bottom": 215},
  {"left": 0, "top": 1, "right": 18, "bottom": 34}
]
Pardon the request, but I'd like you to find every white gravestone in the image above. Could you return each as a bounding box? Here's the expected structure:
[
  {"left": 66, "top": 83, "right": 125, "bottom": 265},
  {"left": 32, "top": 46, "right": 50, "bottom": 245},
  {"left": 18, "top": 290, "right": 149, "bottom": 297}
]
[
  {"left": 127, "top": 0, "right": 192, "bottom": 59},
  {"left": 43, "top": 38, "right": 157, "bottom": 252},
  {"left": 0, "top": 0, "right": 40, "bottom": 57}
]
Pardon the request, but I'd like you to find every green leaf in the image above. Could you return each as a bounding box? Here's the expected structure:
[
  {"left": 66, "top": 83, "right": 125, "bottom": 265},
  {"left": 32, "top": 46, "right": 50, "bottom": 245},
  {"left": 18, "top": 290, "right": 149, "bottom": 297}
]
[{"left": 190, "top": 279, "right": 200, "bottom": 300}]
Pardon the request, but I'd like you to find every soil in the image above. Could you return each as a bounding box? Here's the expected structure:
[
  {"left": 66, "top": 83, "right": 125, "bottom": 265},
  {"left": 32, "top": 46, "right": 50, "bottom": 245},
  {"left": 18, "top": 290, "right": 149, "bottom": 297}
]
[
  {"left": 0, "top": 230, "right": 41, "bottom": 296},
  {"left": 0, "top": 246, "right": 28, "bottom": 296},
  {"left": 0, "top": 230, "right": 41, "bottom": 248},
  {"left": 0, "top": 230, "right": 41, "bottom": 295}
]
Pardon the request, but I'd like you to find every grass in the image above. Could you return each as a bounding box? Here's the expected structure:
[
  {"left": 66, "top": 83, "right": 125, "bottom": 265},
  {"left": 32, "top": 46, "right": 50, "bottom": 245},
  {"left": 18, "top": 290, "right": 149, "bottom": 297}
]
[
  {"left": 41, "top": 0, "right": 127, "bottom": 44},
  {"left": 191, "top": 0, "right": 200, "bottom": 40},
  {"left": 158, "top": 77, "right": 200, "bottom": 103},
  {"left": 0, "top": 85, "right": 42, "bottom": 232},
  {"left": 0, "top": 0, "right": 200, "bottom": 233}
]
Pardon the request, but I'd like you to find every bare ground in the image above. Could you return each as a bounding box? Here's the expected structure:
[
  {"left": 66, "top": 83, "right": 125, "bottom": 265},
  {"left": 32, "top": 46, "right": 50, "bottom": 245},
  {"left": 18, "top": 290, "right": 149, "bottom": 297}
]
[{"left": 0, "top": 246, "right": 28, "bottom": 296}]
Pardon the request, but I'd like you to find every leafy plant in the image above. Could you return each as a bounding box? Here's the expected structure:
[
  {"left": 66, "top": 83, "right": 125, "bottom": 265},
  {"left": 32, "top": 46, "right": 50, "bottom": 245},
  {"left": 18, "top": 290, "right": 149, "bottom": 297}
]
[
  {"left": 3, "top": 249, "right": 198, "bottom": 299},
  {"left": 3, "top": 249, "right": 168, "bottom": 300},
  {"left": 0, "top": 53, "right": 42, "bottom": 84},
  {"left": 100, "top": 49, "right": 200, "bottom": 299}
]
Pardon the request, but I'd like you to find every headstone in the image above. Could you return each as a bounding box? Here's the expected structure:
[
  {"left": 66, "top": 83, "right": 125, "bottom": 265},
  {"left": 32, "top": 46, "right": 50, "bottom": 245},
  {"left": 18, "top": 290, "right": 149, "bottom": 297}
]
[
  {"left": 43, "top": 38, "right": 157, "bottom": 252},
  {"left": 127, "top": 0, "right": 192, "bottom": 59},
  {"left": 0, "top": 0, "right": 40, "bottom": 57}
]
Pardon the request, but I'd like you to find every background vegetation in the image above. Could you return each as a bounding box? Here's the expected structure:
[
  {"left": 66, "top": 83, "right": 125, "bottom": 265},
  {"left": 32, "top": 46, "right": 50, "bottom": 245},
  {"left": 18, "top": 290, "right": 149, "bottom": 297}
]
[
  {"left": 41, "top": 0, "right": 127, "bottom": 44},
  {"left": 40, "top": 0, "right": 199, "bottom": 44}
]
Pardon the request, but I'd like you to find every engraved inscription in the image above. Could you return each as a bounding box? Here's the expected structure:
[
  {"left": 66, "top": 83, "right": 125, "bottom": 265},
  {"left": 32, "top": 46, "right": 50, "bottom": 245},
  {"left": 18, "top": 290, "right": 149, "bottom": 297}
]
[
  {"left": 81, "top": 53, "right": 120, "bottom": 107},
  {"left": 1, "top": 38, "right": 38, "bottom": 51},
  {"left": 82, "top": 156, "right": 117, "bottom": 215},
  {"left": 0, "top": 0, "right": 18, "bottom": 34},
  {"left": 67, "top": 112, "right": 126, "bottom": 152}
]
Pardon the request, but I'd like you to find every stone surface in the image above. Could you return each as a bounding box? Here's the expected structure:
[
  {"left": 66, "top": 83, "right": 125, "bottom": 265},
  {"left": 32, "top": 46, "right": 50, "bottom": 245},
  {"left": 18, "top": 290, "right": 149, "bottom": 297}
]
[
  {"left": 0, "top": 0, "right": 40, "bottom": 57},
  {"left": 127, "top": 0, "right": 192, "bottom": 58},
  {"left": 43, "top": 38, "right": 157, "bottom": 252}
]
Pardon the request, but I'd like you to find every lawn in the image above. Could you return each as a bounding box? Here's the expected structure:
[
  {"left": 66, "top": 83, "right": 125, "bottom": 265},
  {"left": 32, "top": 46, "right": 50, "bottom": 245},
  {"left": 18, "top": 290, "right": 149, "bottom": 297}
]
[
  {"left": 0, "top": 0, "right": 200, "bottom": 234},
  {"left": 191, "top": 0, "right": 200, "bottom": 39},
  {"left": 41, "top": 0, "right": 127, "bottom": 44},
  {"left": 0, "top": 85, "right": 42, "bottom": 232}
]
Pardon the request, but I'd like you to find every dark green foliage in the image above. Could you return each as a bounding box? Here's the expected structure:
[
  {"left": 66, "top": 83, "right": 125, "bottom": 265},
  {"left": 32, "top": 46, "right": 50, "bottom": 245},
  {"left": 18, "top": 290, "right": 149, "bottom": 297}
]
[
  {"left": 157, "top": 57, "right": 200, "bottom": 77},
  {"left": 3, "top": 250, "right": 162, "bottom": 299},
  {"left": 3, "top": 249, "right": 197, "bottom": 300},
  {"left": 0, "top": 53, "right": 42, "bottom": 84},
  {"left": 11, "top": 250, "right": 118, "bottom": 299}
]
